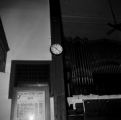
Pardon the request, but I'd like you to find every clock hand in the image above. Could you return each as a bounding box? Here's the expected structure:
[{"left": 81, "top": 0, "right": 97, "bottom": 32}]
[{"left": 54, "top": 47, "right": 60, "bottom": 52}]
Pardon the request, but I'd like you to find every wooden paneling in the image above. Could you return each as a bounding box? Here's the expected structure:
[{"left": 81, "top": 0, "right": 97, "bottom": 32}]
[{"left": 9, "top": 60, "right": 51, "bottom": 99}]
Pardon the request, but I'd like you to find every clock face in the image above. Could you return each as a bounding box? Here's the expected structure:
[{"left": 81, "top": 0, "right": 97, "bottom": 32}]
[{"left": 50, "top": 44, "right": 63, "bottom": 55}]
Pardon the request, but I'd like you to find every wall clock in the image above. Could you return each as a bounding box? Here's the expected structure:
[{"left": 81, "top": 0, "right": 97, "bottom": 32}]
[{"left": 50, "top": 43, "right": 63, "bottom": 55}]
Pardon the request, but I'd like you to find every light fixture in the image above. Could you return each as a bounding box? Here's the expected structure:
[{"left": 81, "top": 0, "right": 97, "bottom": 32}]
[{"left": 28, "top": 113, "right": 35, "bottom": 120}]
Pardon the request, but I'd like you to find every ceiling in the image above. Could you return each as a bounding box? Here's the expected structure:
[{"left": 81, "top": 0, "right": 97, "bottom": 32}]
[{"left": 60, "top": 0, "right": 121, "bottom": 40}]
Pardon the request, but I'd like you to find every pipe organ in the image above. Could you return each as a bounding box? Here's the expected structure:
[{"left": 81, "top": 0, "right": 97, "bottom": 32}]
[{"left": 64, "top": 37, "right": 121, "bottom": 96}]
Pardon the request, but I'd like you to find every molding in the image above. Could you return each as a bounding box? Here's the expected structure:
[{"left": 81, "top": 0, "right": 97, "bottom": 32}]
[{"left": 62, "top": 15, "right": 121, "bottom": 24}]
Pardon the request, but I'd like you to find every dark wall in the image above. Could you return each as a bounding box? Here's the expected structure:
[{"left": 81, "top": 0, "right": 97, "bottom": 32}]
[{"left": 60, "top": 0, "right": 121, "bottom": 40}]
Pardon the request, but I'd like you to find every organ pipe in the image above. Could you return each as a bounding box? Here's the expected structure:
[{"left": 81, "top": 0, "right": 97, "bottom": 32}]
[{"left": 64, "top": 38, "right": 121, "bottom": 96}]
